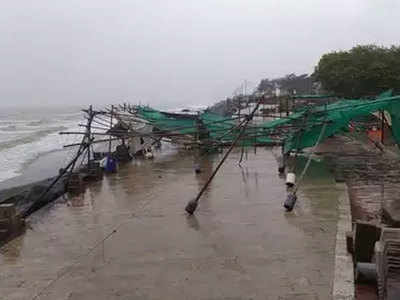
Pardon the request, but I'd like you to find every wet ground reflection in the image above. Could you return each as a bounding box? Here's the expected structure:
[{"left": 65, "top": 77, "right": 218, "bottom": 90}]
[{"left": 0, "top": 147, "right": 340, "bottom": 300}]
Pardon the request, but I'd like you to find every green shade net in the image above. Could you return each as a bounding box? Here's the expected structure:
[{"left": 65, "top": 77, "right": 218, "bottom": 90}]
[
  {"left": 136, "top": 91, "right": 400, "bottom": 153},
  {"left": 199, "top": 112, "right": 236, "bottom": 139},
  {"left": 136, "top": 107, "right": 274, "bottom": 146},
  {"left": 136, "top": 107, "right": 197, "bottom": 134},
  {"left": 261, "top": 91, "right": 400, "bottom": 153}
]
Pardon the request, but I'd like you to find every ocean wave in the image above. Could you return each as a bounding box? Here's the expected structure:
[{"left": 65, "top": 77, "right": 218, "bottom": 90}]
[
  {"left": 0, "top": 120, "right": 28, "bottom": 127},
  {"left": 0, "top": 122, "right": 81, "bottom": 183},
  {"left": 0, "top": 125, "right": 18, "bottom": 131},
  {"left": 0, "top": 126, "right": 67, "bottom": 151},
  {"left": 57, "top": 112, "right": 82, "bottom": 120},
  {"left": 0, "top": 119, "right": 51, "bottom": 131},
  {"left": 0, "top": 107, "right": 91, "bottom": 183},
  {"left": 27, "top": 119, "right": 51, "bottom": 126}
]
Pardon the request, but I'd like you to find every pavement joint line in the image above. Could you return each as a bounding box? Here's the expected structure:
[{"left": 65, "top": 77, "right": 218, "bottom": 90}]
[{"left": 333, "top": 182, "right": 355, "bottom": 300}]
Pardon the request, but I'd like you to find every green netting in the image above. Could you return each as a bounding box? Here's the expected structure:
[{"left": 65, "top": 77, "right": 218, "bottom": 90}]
[
  {"left": 200, "top": 112, "right": 238, "bottom": 141},
  {"left": 378, "top": 89, "right": 393, "bottom": 99},
  {"left": 263, "top": 92, "right": 400, "bottom": 153},
  {"left": 136, "top": 92, "right": 400, "bottom": 153},
  {"left": 136, "top": 107, "right": 274, "bottom": 146},
  {"left": 136, "top": 107, "right": 197, "bottom": 134},
  {"left": 200, "top": 112, "right": 235, "bottom": 134}
]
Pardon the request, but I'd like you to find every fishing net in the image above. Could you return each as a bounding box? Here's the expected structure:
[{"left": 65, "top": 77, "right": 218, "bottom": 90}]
[
  {"left": 136, "top": 107, "right": 197, "bottom": 134},
  {"left": 136, "top": 107, "right": 275, "bottom": 146},
  {"left": 262, "top": 92, "right": 400, "bottom": 153},
  {"left": 136, "top": 91, "right": 400, "bottom": 153}
]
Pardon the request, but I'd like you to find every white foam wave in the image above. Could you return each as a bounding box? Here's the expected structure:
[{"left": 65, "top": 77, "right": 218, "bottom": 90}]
[{"left": 0, "top": 111, "right": 82, "bottom": 183}]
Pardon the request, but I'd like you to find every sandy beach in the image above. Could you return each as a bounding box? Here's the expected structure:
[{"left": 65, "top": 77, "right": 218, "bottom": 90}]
[{"left": 0, "top": 146, "right": 345, "bottom": 300}]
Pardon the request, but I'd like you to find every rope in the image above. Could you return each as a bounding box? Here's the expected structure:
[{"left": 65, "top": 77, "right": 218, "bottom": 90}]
[{"left": 31, "top": 228, "right": 120, "bottom": 300}]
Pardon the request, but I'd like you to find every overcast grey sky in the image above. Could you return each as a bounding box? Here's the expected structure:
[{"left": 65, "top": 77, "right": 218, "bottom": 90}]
[{"left": 0, "top": 0, "right": 398, "bottom": 108}]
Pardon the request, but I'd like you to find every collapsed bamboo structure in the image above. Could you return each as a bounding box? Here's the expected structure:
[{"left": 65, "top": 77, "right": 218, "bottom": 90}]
[{"left": 24, "top": 92, "right": 400, "bottom": 219}]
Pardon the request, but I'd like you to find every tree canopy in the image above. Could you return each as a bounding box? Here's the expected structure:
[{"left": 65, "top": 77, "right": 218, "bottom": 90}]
[{"left": 314, "top": 45, "right": 400, "bottom": 98}]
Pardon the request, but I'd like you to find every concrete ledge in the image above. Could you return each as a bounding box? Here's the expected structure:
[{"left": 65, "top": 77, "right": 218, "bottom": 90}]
[{"left": 333, "top": 183, "right": 355, "bottom": 299}]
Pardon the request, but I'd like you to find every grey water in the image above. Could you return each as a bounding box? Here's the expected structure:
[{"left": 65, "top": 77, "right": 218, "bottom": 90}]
[{"left": 0, "top": 106, "right": 82, "bottom": 184}]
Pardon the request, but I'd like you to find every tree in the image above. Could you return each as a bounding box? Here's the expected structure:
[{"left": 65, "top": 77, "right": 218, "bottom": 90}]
[{"left": 314, "top": 45, "right": 400, "bottom": 98}]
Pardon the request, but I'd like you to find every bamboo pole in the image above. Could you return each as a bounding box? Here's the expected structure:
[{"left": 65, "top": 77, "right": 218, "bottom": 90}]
[
  {"left": 109, "top": 105, "right": 114, "bottom": 154},
  {"left": 22, "top": 142, "right": 89, "bottom": 218},
  {"left": 185, "top": 97, "right": 264, "bottom": 215}
]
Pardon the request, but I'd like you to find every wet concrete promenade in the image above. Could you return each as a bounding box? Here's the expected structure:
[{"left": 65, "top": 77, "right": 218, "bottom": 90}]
[{"left": 0, "top": 148, "right": 341, "bottom": 300}]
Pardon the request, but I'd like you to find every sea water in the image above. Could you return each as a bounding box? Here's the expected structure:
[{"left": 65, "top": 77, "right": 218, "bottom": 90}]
[
  {"left": 0, "top": 104, "right": 205, "bottom": 185},
  {"left": 0, "top": 106, "right": 82, "bottom": 183}
]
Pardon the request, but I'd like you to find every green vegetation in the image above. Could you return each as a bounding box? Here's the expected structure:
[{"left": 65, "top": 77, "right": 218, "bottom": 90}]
[
  {"left": 211, "top": 44, "right": 400, "bottom": 115},
  {"left": 314, "top": 45, "right": 400, "bottom": 98}
]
